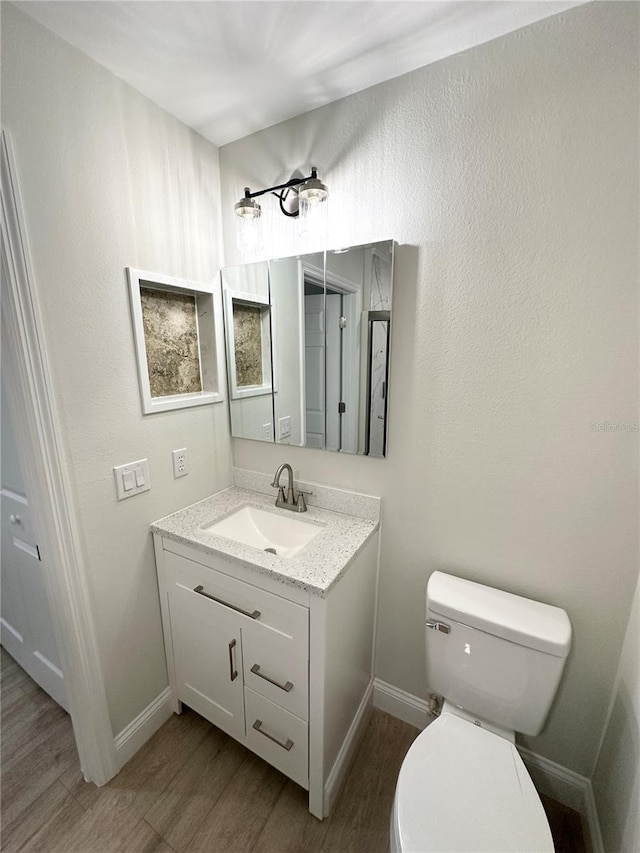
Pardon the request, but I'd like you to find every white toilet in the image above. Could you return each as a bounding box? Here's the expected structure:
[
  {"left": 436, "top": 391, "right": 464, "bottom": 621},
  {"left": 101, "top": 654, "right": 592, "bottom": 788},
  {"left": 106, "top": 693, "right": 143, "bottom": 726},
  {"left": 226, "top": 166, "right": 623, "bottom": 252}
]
[{"left": 391, "top": 571, "right": 572, "bottom": 853}]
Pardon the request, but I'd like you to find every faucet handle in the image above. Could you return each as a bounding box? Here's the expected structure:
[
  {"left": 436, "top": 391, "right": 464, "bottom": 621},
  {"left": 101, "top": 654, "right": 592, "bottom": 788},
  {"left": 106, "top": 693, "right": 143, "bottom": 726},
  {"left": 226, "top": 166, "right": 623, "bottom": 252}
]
[
  {"left": 276, "top": 486, "right": 286, "bottom": 504},
  {"left": 295, "top": 490, "right": 313, "bottom": 512}
]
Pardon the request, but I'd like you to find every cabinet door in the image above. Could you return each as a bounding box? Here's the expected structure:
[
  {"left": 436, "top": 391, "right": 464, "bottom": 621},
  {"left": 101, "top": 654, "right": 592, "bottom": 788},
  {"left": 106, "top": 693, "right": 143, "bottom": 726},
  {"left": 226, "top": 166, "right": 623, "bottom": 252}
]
[{"left": 170, "top": 582, "right": 245, "bottom": 740}]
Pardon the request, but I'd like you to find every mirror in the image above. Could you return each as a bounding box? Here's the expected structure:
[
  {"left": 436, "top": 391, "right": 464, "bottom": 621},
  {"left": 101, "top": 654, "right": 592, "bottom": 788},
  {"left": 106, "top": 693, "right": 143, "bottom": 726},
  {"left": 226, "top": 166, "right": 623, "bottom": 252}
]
[{"left": 221, "top": 240, "right": 394, "bottom": 457}]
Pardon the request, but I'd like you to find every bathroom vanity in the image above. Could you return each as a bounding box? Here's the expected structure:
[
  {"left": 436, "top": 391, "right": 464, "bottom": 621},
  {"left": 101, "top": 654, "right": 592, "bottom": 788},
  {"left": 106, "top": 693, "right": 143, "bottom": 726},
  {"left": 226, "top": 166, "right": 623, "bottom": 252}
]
[{"left": 151, "top": 479, "right": 379, "bottom": 819}]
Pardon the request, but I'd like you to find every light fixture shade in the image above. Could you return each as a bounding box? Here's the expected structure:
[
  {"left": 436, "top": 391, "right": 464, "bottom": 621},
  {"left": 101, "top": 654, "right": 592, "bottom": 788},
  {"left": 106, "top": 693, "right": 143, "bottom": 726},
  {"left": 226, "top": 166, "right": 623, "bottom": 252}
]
[
  {"left": 234, "top": 196, "right": 261, "bottom": 219},
  {"left": 298, "top": 175, "right": 328, "bottom": 204},
  {"left": 299, "top": 180, "right": 328, "bottom": 242},
  {"left": 234, "top": 190, "right": 262, "bottom": 254},
  {"left": 235, "top": 211, "right": 263, "bottom": 255}
]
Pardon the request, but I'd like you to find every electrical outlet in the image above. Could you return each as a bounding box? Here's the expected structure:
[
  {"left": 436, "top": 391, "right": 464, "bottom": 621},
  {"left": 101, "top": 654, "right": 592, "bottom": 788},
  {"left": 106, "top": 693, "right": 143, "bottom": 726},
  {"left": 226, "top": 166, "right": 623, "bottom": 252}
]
[
  {"left": 262, "top": 423, "right": 273, "bottom": 441},
  {"left": 172, "top": 448, "right": 189, "bottom": 479}
]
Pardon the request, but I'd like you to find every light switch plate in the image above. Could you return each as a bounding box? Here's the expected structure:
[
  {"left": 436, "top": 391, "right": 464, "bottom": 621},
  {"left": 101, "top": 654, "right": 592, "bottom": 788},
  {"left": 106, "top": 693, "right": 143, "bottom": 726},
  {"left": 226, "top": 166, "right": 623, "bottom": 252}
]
[
  {"left": 278, "top": 416, "right": 291, "bottom": 439},
  {"left": 114, "top": 459, "right": 150, "bottom": 500},
  {"left": 262, "top": 423, "right": 273, "bottom": 441}
]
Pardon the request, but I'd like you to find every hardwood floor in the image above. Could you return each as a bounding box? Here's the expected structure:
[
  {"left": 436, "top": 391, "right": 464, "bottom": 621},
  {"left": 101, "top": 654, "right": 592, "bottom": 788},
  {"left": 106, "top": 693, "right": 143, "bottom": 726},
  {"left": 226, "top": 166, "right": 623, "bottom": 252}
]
[{"left": 1, "top": 648, "right": 587, "bottom": 852}]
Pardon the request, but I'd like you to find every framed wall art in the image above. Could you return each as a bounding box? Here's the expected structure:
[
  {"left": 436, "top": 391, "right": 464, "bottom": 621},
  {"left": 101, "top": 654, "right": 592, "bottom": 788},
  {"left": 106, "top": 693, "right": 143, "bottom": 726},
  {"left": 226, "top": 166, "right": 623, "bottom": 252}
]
[
  {"left": 127, "top": 268, "right": 226, "bottom": 414},
  {"left": 222, "top": 288, "right": 277, "bottom": 400}
]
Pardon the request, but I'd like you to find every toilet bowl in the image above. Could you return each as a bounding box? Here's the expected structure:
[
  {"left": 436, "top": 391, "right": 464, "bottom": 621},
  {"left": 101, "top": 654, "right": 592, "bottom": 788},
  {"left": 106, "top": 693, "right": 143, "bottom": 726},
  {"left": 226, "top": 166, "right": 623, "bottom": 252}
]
[
  {"left": 390, "top": 709, "right": 553, "bottom": 853},
  {"left": 390, "top": 571, "right": 571, "bottom": 853}
]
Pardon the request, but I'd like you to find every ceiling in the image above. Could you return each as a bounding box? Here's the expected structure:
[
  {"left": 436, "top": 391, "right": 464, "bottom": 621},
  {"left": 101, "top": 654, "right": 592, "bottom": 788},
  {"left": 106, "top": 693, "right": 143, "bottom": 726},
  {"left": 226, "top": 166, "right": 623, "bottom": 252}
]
[{"left": 17, "top": 1, "right": 584, "bottom": 147}]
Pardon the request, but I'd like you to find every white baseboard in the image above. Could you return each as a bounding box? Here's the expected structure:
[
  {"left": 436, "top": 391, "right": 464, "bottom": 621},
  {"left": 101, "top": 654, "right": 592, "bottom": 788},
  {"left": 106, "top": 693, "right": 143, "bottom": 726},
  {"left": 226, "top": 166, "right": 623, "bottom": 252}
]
[
  {"left": 373, "top": 678, "right": 430, "bottom": 730},
  {"left": 324, "top": 679, "right": 374, "bottom": 816},
  {"left": 578, "top": 780, "right": 605, "bottom": 853},
  {"left": 519, "top": 748, "right": 603, "bottom": 853},
  {"left": 114, "top": 687, "right": 173, "bottom": 769},
  {"left": 373, "top": 678, "right": 603, "bottom": 852},
  {"left": 517, "top": 745, "right": 587, "bottom": 811}
]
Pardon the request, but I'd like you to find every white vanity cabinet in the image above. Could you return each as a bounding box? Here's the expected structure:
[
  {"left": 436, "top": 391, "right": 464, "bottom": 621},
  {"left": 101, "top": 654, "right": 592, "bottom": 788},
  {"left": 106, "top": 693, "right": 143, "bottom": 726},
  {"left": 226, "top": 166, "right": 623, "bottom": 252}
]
[
  {"left": 163, "top": 547, "right": 309, "bottom": 786},
  {"left": 152, "top": 526, "right": 379, "bottom": 819}
]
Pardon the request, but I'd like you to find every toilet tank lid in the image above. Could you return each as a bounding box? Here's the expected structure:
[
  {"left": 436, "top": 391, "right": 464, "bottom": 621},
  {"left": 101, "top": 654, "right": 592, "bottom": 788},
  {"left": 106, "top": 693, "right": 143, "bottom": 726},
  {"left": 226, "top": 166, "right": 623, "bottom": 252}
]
[{"left": 427, "top": 572, "right": 571, "bottom": 657}]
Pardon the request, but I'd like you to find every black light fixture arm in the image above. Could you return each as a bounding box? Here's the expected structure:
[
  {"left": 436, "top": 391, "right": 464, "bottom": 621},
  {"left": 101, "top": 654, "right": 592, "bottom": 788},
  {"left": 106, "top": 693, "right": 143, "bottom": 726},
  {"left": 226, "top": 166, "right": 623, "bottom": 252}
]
[{"left": 241, "top": 169, "right": 320, "bottom": 218}]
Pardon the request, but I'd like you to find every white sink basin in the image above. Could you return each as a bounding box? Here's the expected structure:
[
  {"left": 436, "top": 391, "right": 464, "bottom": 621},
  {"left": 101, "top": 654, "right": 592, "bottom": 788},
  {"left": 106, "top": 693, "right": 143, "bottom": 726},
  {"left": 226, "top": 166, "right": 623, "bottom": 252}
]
[{"left": 201, "top": 505, "right": 322, "bottom": 559}]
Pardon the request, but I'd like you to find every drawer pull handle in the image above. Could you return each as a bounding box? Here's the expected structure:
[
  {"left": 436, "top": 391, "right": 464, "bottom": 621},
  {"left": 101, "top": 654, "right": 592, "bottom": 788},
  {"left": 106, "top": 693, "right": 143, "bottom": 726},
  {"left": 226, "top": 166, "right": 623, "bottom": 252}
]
[
  {"left": 193, "top": 585, "right": 260, "bottom": 620},
  {"left": 250, "top": 664, "right": 293, "bottom": 693},
  {"left": 228, "top": 639, "right": 238, "bottom": 682},
  {"left": 252, "top": 719, "right": 293, "bottom": 751}
]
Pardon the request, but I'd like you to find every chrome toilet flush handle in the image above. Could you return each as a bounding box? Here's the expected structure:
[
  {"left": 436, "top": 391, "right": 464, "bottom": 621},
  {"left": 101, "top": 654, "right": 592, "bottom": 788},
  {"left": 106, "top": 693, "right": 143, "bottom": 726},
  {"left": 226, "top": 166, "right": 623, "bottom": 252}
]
[{"left": 426, "top": 620, "right": 450, "bottom": 634}]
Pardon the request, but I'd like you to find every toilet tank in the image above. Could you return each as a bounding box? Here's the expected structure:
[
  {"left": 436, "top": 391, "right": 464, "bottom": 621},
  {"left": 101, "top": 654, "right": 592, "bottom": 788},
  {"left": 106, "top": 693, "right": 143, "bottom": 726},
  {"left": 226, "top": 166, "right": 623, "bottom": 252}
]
[{"left": 426, "top": 572, "right": 571, "bottom": 736}]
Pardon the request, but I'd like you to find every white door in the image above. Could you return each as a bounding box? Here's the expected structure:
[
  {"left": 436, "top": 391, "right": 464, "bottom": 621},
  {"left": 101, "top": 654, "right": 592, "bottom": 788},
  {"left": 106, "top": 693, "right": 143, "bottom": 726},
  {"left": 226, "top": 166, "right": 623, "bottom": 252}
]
[
  {"left": 170, "top": 583, "right": 245, "bottom": 740},
  {"left": 0, "top": 382, "right": 69, "bottom": 710},
  {"left": 304, "top": 294, "right": 325, "bottom": 448}
]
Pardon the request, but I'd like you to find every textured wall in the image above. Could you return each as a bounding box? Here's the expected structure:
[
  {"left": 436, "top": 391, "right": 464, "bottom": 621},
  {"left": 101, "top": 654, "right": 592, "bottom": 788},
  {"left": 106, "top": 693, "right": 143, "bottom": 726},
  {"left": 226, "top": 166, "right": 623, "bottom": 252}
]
[
  {"left": 2, "top": 4, "right": 233, "bottom": 735},
  {"left": 221, "top": 2, "right": 639, "bottom": 777},
  {"left": 592, "top": 571, "right": 640, "bottom": 851}
]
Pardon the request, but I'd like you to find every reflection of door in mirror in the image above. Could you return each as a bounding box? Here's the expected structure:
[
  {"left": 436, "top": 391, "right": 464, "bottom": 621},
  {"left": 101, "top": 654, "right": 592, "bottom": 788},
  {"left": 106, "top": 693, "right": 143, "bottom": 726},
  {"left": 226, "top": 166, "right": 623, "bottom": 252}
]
[
  {"left": 304, "top": 288, "right": 324, "bottom": 448},
  {"left": 323, "top": 251, "right": 364, "bottom": 454},
  {"left": 220, "top": 240, "right": 394, "bottom": 455}
]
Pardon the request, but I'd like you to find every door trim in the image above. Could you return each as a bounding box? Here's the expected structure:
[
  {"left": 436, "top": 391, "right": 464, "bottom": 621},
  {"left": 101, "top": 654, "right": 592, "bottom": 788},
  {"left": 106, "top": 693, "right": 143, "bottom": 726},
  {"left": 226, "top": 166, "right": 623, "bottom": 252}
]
[{"left": 1, "top": 129, "right": 117, "bottom": 784}]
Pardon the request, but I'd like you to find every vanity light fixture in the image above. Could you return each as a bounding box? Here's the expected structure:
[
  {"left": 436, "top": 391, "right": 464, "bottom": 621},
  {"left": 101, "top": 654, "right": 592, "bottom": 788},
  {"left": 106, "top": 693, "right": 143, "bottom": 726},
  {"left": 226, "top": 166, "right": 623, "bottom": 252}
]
[{"left": 234, "top": 168, "right": 328, "bottom": 251}]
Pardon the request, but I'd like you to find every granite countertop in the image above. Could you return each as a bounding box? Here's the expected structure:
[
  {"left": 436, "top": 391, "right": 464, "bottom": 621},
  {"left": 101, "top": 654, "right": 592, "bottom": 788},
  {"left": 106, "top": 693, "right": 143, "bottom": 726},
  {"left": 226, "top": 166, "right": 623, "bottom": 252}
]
[{"left": 151, "top": 486, "right": 378, "bottom": 597}]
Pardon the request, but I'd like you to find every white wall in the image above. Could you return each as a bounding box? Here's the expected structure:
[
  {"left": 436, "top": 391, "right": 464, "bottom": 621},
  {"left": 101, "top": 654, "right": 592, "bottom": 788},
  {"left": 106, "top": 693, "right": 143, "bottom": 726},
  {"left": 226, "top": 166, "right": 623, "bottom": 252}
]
[
  {"left": 220, "top": 2, "right": 639, "bottom": 778},
  {"left": 592, "top": 570, "right": 640, "bottom": 852},
  {"left": 1, "top": 4, "right": 233, "bottom": 735}
]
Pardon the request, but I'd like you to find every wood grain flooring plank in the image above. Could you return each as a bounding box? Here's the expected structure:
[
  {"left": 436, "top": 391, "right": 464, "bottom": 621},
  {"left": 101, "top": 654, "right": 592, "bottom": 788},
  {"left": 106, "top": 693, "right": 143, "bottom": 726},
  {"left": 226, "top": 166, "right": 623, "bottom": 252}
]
[
  {"left": 22, "top": 680, "right": 62, "bottom": 708},
  {"left": 1, "top": 695, "right": 68, "bottom": 764},
  {"left": 1, "top": 714, "right": 79, "bottom": 827},
  {"left": 27, "top": 785, "right": 144, "bottom": 853},
  {"left": 145, "top": 727, "right": 246, "bottom": 852},
  {"left": 1, "top": 647, "right": 25, "bottom": 681},
  {"left": 252, "top": 778, "right": 330, "bottom": 853},
  {"left": 320, "top": 710, "right": 418, "bottom": 853},
  {"left": 0, "top": 660, "right": 31, "bottom": 696},
  {"left": 115, "top": 818, "right": 176, "bottom": 853},
  {"left": 58, "top": 760, "right": 93, "bottom": 798},
  {"left": 0, "top": 684, "right": 33, "bottom": 730},
  {"left": 186, "top": 751, "right": 288, "bottom": 853},
  {"left": 70, "top": 707, "right": 211, "bottom": 813},
  {"left": 0, "top": 779, "right": 78, "bottom": 853},
  {"left": 12, "top": 787, "right": 86, "bottom": 853}
]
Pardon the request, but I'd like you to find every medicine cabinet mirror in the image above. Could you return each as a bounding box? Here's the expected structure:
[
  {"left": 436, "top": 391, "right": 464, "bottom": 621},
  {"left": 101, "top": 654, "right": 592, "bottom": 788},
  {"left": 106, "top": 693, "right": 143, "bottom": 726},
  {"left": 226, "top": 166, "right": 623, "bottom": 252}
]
[{"left": 221, "top": 240, "right": 394, "bottom": 457}]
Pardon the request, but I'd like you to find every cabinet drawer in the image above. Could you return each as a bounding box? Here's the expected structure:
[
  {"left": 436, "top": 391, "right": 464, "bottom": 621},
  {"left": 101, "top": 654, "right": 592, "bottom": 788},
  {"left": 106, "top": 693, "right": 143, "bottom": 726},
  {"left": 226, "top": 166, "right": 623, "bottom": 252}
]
[
  {"left": 244, "top": 687, "right": 308, "bottom": 789},
  {"left": 242, "top": 624, "right": 308, "bottom": 719},
  {"left": 167, "top": 550, "right": 307, "bottom": 637}
]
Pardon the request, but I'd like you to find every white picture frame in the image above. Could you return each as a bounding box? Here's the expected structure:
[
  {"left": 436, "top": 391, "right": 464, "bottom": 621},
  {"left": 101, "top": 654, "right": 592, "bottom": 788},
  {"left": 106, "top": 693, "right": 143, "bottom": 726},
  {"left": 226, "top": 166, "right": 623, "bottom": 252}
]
[
  {"left": 223, "top": 288, "right": 277, "bottom": 400},
  {"left": 127, "top": 267, "right": 226, "bottom": 415}
]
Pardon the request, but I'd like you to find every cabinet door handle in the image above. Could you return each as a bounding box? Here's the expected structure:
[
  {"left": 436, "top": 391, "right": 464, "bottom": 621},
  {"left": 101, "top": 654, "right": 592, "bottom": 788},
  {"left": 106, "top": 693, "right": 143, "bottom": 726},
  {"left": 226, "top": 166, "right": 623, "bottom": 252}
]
[
  {"left": 193, "top": 585, "right": 260, "bottom": 620},
  {"left": 252, "top": 719, "right": 293, "bottom": 751},
  {"left": 228, "top": 639, "right": 238, "bottom": 682},
  {"left": 250, "top": 663, "right": 293, "bottom": 692}
]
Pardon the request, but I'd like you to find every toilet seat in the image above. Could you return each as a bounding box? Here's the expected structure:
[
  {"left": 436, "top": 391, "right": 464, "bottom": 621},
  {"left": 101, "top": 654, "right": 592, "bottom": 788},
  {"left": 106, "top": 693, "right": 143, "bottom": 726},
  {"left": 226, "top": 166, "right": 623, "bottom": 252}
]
[{"left": 392, "top": 712, "right": 553, "bottom": 853}]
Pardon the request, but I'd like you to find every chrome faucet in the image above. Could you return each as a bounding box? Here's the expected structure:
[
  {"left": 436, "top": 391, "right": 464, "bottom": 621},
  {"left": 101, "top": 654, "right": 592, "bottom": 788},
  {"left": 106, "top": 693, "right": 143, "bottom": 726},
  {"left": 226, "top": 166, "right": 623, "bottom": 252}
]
[{"left": 271, "top": 463, "right": 312, "bottom": 512}]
